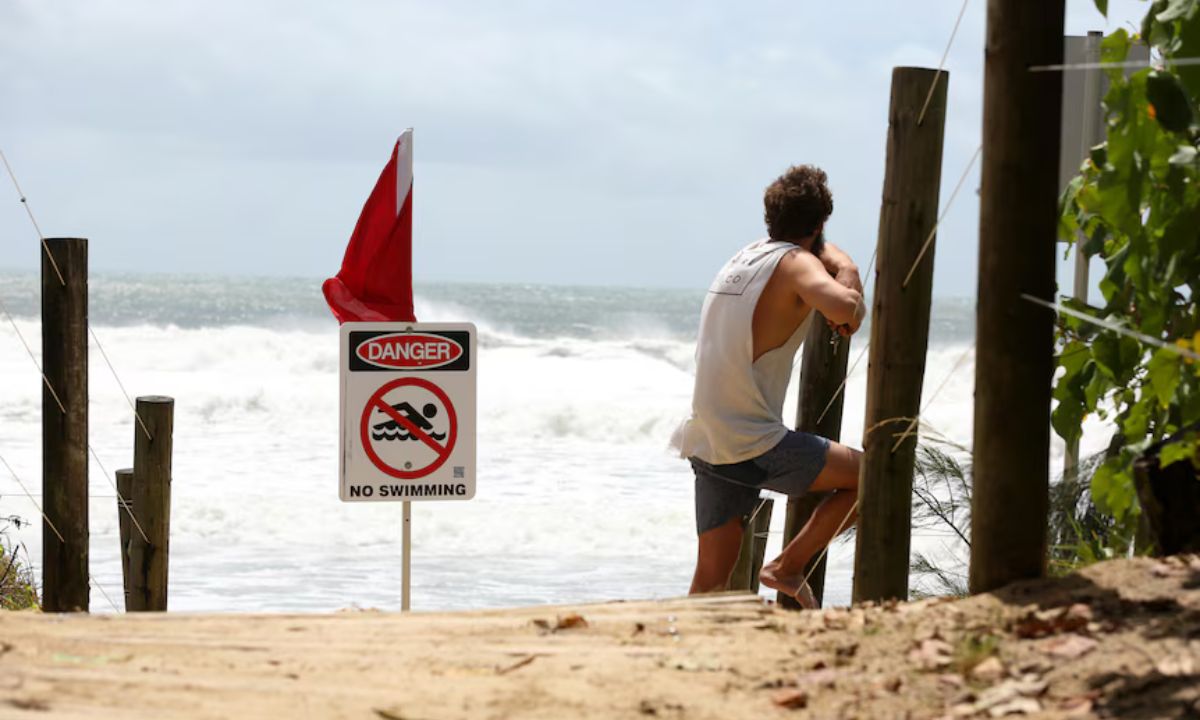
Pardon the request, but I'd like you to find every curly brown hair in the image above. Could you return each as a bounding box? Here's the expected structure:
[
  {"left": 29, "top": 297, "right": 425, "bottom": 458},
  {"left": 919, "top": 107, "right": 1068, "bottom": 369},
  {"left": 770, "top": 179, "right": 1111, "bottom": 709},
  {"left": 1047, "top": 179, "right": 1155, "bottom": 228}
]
[{"left": 763, "top": 165, "right": 833, "bottom": 242}]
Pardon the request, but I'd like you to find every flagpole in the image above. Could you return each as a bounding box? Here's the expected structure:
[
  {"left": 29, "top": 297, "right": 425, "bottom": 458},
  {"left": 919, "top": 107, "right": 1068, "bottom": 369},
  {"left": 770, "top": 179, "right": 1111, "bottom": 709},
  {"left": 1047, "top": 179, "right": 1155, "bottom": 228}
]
[{"left": 402, "top": 500, "right": 412, "bottom": 611}]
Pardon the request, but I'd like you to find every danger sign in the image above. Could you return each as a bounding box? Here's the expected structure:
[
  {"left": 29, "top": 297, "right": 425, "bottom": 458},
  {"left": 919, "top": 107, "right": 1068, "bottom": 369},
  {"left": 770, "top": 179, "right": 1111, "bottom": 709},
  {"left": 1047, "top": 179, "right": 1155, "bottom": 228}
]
[{"left": 340, "top": 323, "right": 476, "bottom": 502}]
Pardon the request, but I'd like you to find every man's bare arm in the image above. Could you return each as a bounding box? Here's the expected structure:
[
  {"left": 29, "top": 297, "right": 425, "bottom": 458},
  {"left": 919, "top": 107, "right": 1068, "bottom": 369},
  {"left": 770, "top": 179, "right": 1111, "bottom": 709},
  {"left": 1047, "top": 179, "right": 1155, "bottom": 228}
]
[
  {"left": 816, "top": 241, "right": 863, "bottom": 296},
  {"left": 781, "top": 251, "right": 865, "bottom": 332}
]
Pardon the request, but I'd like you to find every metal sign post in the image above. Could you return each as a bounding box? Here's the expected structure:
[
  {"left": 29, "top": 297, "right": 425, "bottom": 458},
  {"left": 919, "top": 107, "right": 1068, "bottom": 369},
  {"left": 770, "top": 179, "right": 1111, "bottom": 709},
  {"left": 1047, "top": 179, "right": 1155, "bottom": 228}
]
[{"left": 402, "top": 501, "right": 412, "bottom": 611}]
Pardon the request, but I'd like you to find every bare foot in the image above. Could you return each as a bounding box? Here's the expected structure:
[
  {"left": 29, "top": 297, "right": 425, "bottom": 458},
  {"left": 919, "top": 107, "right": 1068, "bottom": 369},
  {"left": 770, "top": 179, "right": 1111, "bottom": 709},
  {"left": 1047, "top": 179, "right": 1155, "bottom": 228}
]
[{"left": 759, "top": 561, "right": 818, "bottom": 609}]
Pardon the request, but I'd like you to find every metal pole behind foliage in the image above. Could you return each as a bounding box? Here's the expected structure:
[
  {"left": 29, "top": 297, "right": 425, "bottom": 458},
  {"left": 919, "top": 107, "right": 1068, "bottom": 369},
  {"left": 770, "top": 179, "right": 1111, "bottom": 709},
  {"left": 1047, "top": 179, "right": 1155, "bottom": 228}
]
[{"left": 1063, "top": 31, "right": 1105, "bottom": 478}]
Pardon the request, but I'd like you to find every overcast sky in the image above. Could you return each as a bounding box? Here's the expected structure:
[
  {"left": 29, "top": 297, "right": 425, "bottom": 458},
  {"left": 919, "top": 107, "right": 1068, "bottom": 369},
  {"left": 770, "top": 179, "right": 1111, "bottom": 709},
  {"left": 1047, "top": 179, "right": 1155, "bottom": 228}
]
[{"left": 0, "top": 1, "right": 1150, "bottom": 293}]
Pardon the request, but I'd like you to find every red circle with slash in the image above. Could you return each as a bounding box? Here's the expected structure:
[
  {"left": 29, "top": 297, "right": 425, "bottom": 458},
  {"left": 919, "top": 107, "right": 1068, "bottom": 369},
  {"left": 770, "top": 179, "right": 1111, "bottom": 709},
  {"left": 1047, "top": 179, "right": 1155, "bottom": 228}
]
[{"left": 360, "top": 377, "right": 457, "bottom": 479}]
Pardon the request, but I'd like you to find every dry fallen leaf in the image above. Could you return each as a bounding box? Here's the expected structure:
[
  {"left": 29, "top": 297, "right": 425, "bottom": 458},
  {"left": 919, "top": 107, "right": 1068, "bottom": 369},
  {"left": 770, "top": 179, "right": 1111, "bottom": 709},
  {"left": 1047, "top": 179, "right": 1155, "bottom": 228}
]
[
  {"left": 673, "top": 657, "right": 723, "bottom": 673},
  {"left": 970, "top": 656, "right": 1006, "bottom": 683},
  {"left": 909, "top": 638, "right": 954, "bottom": 670},
  {"left": 1011, "top": 676, "right": 1048, "bottom": 696},
  {"left": 771, "top": 688, "right": 809, "bottom": 709},
  {"left": 555, "top": 613, "right": 589, "bottom": 631},
  {"left": 1043, "top": 634, "right": 1097, "bottom": 660},
  {"left": 496, "top": 655, "right": 537, "bottom": 675},
  {"left": 987, "top": 697, "right": 1041, "bottom": 717},
  {"left": 974, "top": 682, "right": 1020, "bottom": 711},
  {"left": 937, "top": 673, "right": 966, "bottom": 688},
  {"left": 1014, "top": 658, "right": 1050, "bottom": 675},
  {"left": 1064, "top": 603, "right": 1093, "bottom": 624},
  {"left": 914, "top": 624, "right": 944, "bottom": 641},
  {"left": 1156, "top": 653, "right": 1196, "bottom": 677},
  {"left": 823, "top": 610, "right": 849, "bottom": 630},
  {"left": 1013, "top": 604, "right": 1092, "bottom": 639},
  {"left": 794, "top": 668, "right": 840, "bottom": 689},
  {"left": 1151, "top": 560, "right": 1177, "bottom": 577},
  {"left": 1060, "top": 696, "right": 1096, "bottom": 717},
  {"left": 638, "top": 699, "right": 684, "bottom": 716},
  {"left": 973, "top": 676, "right": 1048, "bottom": 715}
]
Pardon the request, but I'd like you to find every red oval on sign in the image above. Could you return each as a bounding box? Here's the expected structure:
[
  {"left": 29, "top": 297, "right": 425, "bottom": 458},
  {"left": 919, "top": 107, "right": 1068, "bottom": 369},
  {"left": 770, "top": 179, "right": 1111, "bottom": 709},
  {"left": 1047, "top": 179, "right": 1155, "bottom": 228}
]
[{"left": 356, "top": 333, "right": 464, "bottom": 369}]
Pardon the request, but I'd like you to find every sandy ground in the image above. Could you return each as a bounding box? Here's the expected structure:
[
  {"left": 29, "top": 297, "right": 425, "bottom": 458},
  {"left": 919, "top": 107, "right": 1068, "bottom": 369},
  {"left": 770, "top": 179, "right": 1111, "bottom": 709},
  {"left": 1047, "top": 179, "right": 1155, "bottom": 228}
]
[{"left": 0, "top": 555, "right": 1197, "bottom": 719}]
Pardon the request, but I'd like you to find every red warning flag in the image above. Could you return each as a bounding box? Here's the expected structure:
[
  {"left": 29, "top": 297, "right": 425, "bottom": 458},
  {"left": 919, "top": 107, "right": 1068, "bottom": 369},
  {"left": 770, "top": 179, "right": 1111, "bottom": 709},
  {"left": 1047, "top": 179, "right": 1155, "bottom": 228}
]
[{"left": 322, "top": 130, "right": 416, "bottom": 323}]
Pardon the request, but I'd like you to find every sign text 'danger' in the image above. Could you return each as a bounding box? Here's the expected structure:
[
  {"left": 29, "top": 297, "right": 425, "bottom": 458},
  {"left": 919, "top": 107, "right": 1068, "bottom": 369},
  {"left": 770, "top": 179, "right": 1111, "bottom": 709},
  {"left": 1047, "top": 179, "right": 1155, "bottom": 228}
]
[{"left": 356, "top": 333, "right": 464, "bottom": 370}]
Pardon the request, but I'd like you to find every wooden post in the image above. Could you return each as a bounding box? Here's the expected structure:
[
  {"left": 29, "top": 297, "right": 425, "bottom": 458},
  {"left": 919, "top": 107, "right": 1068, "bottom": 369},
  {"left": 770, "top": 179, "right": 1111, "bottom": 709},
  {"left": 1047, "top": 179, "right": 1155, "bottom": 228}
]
[
  {"left": 116, "top": 468, "right": 133, "bottom": 610},
  {"left": 748, "top": 498, "right": 772, "bottom": 591},
  {"left": 852, "top": 67, "right": 948, "bottom": 604},
  {"left": 779, "top": 319, "right": 851, "bottom": 608},
  {"left": 729, "top": 497, "right": 773, "bottom": 592},
  {"left": 970, "top": 1, "right": 1064, "bottom": 593},
  {"left": 128, "top": 396, "right": 173, "bottom": 611},
  {"left": 42, "top": 237, "right": 88, "bottom": 613}
]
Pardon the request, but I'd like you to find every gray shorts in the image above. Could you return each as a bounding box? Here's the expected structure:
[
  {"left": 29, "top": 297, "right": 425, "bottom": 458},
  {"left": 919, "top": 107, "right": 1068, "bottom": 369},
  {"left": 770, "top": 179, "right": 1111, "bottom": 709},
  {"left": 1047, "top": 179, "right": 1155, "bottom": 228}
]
[{"left": 691, "top": 431, "right": 830, "bottom": 535}]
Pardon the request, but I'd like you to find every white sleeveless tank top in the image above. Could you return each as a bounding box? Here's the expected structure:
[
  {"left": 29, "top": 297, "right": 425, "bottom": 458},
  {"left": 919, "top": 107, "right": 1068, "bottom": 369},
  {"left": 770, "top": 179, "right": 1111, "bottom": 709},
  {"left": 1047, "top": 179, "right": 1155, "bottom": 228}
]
[{"left": 671, "top": 239, "right": 813, "bottom": 464}]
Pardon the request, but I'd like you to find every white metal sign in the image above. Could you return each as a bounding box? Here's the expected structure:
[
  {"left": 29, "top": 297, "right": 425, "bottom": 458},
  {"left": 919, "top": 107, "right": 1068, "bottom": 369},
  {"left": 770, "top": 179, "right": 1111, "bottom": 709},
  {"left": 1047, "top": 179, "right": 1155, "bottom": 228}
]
[{"left": 339, "top": 322, "right": 476, "bottom": 501}]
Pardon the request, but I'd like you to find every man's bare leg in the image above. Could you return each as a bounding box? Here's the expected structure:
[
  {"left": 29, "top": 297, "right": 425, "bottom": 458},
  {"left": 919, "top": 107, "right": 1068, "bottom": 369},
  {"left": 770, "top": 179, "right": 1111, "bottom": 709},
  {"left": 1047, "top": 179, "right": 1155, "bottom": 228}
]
[
  {"left": 759, "top": 442, "right": 861, "bottom": 607},
  {"left": 689, "top": 517, "right": 743, "bottom": 594}
]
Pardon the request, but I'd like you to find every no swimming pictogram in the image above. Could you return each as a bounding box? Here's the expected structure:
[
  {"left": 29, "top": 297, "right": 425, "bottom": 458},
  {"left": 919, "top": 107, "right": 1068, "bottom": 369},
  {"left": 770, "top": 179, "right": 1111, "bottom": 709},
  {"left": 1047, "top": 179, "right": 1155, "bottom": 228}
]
[{"left": 360, "top": 377, "right": 458, "bottom": 479}]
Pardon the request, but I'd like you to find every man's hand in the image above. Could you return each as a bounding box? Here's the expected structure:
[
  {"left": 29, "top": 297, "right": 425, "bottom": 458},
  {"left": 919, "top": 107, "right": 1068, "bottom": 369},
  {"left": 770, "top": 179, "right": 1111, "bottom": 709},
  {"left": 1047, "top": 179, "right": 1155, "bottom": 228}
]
[
  {"left": 833, "top": 265, "right": 862, "bottom": 296},
  {"left": 826, "top": 296, "right": 864, "bottom": 336},
  {"left": 815, "top": 241, "right": 863, "bottom": 293},
  {"left": 816, "top": 241, "right": 863, "bottom": 336}
]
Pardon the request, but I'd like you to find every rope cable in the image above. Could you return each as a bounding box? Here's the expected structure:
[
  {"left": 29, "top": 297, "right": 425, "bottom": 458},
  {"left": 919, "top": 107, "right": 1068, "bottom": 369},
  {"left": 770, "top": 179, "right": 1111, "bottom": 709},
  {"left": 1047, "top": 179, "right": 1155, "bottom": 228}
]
[{"left": 917, "top": 0, "right": 971, "bottom": 126}]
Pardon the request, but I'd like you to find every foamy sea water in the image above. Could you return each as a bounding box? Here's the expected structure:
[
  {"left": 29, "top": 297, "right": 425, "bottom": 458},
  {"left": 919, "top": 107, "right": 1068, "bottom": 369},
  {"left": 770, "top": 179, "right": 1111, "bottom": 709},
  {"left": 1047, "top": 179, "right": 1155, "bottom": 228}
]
[{"left": 0, "top": 274, "right": 1114, "bottom": 612}]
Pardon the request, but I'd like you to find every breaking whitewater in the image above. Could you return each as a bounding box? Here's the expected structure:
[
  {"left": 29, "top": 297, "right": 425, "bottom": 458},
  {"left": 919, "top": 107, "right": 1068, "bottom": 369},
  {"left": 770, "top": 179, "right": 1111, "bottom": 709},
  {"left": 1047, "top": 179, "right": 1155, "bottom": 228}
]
[{"left": 0, "top": 273, "right": 1115, "bottom": 612}]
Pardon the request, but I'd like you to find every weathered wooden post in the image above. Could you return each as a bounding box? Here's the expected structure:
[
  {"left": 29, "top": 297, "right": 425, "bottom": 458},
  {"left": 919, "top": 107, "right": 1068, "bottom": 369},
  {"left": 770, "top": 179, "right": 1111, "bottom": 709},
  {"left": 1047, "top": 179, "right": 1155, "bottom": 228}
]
[
  {"left": 127, "top": 396, "right": 173, "bottom": 611},
  {"left": 42, "top": 237, "right": 89, "bottom": 612},
  {"left": 970, "top": 1, "right": 1064, "bottom": 593},
  {"left": 116, "top": 467, "right": 134, "bottom": 608},
  {"left": 779, "top": 319, "right": 851, "bottom": 608},
  {"left": 852, "top": 67, "right": 948, "bottom": 604},
  {"left": 729, "top": 497, "right": 773, "bottom": 592}
]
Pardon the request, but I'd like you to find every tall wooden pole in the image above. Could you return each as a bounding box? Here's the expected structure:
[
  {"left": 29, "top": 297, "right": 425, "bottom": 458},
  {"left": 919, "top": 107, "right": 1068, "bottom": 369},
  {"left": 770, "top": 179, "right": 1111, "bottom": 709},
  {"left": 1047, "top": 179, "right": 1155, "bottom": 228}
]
[
  {"left": 779, "top": 318, "right": 850, "bottom": 608},
  {"left": 970, "top": 1, "right": 1064, "bottom": 594},
  {"left": 116, "top": 468, "right": 134, "bottom": 609},
  {"left": 128, "top": 396, "right": 173, "bottom": 611},
  {"left": 42, "top": 237, "right": 89, "bottom": 613},
  {"left": 852, "top": 67, "right": 948, "bottom": 604}
]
